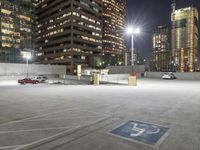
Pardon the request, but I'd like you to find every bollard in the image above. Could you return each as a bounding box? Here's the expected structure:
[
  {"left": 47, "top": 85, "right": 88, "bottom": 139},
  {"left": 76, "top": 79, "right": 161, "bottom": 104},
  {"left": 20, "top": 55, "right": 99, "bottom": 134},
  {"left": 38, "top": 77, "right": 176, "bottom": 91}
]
[
  {"left": 93, "top": 74, "right": 100, "bottom": 85},
  {"left": 128, "top": 75, "right": 137, "bottom": 86},
  {"left": 90, "top": 76, "right": 93, "bottom": 84}
]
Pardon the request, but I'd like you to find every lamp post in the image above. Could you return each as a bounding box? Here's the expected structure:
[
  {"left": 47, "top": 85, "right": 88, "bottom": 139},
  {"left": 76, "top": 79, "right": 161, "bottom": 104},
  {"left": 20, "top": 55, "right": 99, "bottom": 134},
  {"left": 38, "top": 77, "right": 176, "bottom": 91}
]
[
  {"left": 126, "top": 27, "right": 140, "bottom": 73},
  {"left": 23, "top": 53, "right": 31, "bottom": 78}
]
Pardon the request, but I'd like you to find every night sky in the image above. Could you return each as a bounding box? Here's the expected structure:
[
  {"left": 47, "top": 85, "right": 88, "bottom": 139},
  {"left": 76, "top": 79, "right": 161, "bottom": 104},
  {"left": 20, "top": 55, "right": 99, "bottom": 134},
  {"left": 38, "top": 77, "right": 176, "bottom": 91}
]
[{"left": 126, "top": 0, "right": 200, "bottom": 62}]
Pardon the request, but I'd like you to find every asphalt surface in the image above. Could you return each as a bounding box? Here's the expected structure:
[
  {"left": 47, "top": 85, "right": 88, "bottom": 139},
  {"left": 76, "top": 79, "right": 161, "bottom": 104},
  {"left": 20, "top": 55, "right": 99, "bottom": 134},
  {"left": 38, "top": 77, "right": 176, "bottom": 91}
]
[{"left": 0, "top": 79, "right": 200, "bottom": 150}]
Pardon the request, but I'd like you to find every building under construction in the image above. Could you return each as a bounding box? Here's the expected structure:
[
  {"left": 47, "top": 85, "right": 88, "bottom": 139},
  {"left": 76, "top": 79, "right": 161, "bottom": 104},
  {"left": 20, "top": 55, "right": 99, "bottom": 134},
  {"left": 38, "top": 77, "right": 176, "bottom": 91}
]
[
  {"left": 0, "top": 0, "right": 35, "bottom": 63},
  {"left": 171, "top": 2, "right": 199, "bottom": 72}
]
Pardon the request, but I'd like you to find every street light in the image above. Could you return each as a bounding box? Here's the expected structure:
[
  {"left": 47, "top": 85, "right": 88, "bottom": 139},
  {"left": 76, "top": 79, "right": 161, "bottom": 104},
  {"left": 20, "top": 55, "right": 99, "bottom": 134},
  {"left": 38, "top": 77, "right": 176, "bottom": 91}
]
[
  {"left": 126, "top": 26, "right": 141, "bottom": 73},
  {"left": 23, "top": 53, "right": 31, "bottom": 78}
]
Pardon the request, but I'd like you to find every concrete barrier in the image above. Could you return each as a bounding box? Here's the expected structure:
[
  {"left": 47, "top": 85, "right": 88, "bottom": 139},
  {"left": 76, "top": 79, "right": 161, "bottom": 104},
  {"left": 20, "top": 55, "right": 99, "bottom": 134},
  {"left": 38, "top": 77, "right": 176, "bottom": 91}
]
[
  {"left": 106, "top": 65, "right": 145, "bottom": 74},
  {"left": 0, "top": 63, "right": 66, "bottom": 80},
  {"left": 145, "top": 72, "right": 200, "bottom": 80}
]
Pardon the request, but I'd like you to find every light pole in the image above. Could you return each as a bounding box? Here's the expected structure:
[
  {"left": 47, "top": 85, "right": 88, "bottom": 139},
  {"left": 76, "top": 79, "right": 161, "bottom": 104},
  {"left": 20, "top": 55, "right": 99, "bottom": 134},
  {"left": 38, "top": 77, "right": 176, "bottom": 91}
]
[
  {"left": 126, "top": 27, "right": 140, "bottom": 73},
  {"left": 23, "top": 53, "right": 31, "bottom": 78}
]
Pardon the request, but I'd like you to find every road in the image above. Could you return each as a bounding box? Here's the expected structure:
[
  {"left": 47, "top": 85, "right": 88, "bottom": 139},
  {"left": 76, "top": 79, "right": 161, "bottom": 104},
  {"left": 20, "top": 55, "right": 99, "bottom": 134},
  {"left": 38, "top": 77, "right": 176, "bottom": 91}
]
[{"left": 0, "top": 79, "right": 200, "bottom": 150}]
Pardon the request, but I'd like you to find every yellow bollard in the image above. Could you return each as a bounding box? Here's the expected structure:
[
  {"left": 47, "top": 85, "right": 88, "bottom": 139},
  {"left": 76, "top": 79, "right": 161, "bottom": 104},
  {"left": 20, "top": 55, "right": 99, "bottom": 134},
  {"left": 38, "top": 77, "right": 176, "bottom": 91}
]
[
  {"left": 93, "top": 74, "right": 100, "bottom": 85},
  {"left": 128, "top": 75, "right": 137, "bottom": 86}
]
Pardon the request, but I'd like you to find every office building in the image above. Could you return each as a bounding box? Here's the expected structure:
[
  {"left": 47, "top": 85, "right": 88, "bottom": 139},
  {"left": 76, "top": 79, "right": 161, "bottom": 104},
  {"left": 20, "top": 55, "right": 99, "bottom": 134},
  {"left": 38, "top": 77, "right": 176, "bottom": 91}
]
[
  {"left": 0, "top": 0, "right": 35, "bottom": 63},
  {"left": 35, "top": 0, "right": 103, "bottom": 74},
  {"left": 151, "top": 25, "right": 170, "bottom": 71},
  {"left": 171, "top": 2, "right": 198, "bottom": 72},
  {"left": 102, "top": 0, "right": 126, "bottom": 66},
  {"left": 125, "top": 48, "right": 142, "bottom": 66}
]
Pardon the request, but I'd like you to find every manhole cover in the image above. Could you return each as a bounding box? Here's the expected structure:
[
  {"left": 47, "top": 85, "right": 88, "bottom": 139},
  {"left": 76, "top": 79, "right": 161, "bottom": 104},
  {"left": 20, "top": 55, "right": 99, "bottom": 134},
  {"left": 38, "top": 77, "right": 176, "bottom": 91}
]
[{"left": 110, "top": 120, "right": 169, "bottom": 145}]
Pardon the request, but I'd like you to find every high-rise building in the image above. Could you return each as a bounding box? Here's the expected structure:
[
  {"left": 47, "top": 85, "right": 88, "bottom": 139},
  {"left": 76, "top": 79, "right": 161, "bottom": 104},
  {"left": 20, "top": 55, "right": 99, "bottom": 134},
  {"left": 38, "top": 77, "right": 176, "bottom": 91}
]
[
  {"left": 35, "top": 0, "right": 103, "bottom": 74},
  {"left": 102, "top": 0, "right": 126, "bottom": 66},
  {"left": 0, "top": 0, "right": 35, "bottom": 63},
  {"left": 150, "top": 25, "right": 170, "bottom": 71},
  {"left": 125, "top": 48, "right": 142, "bottom": 66},
  {"left": 171, "top": 3, "right": 199, "bottom": 72}
]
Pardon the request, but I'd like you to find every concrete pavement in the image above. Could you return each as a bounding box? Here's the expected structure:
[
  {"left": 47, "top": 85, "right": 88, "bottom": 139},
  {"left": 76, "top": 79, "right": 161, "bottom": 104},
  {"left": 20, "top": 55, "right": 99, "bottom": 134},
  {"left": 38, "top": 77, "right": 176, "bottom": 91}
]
[{"left": 0, "top": 79, "right": 200, "bottom": 150}]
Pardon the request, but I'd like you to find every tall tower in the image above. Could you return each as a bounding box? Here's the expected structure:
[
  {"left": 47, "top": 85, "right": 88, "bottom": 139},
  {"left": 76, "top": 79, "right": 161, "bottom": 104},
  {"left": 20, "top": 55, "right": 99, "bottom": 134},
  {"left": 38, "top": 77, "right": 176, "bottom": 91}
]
[
  {"left": 171, "top": 6, "right": 199, "bottom": 72},
  {"left": 102, "top": 0, "right": 126, "bottom": 66},
  {"left": 151, "top": 25, "right": 170, "bottom": 71},
  {"left": 0, "top": 0, "right": 35, "bottom": 63},
  {"left": 35, "top": 0, "right": 103, "bottom": 74}
]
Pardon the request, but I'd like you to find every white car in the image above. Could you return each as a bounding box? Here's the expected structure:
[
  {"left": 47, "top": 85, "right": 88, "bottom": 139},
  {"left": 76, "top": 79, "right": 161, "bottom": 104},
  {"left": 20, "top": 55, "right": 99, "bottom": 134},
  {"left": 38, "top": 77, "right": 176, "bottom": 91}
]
[
  {"left": 34, "top": 75, "right": 48, "bottom": 82},
  {"left": 162, "top": 72, "right": 176, "bottom": 79}
]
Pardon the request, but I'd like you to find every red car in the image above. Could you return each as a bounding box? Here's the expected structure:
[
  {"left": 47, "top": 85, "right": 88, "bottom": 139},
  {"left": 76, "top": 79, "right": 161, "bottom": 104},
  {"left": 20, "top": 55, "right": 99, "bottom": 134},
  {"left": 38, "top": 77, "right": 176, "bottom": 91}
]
[{"left": 18, "top": 78, "right": 39, "bottom": 84}]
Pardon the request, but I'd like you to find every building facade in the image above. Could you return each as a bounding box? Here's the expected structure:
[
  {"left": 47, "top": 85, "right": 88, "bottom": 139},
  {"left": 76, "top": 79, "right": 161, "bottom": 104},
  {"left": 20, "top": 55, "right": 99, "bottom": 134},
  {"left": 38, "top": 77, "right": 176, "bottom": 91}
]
[
  {"left": 150, "top": 25, "right": 170, "bottom": 71},
  {"left": 35, "top": 0, "right": 103, "bottom": 74},
  {"left": 0, "top": 0, "right": 35, "bottom": 63},
  {"left": 171, "top": 4, "right": 199, "bottom": 72},
  {"left": 102, "top": 0, "right": 126, "bottom": 66},
  {"left": 125, "top": 48, "right": 143, "bottom": 66}
]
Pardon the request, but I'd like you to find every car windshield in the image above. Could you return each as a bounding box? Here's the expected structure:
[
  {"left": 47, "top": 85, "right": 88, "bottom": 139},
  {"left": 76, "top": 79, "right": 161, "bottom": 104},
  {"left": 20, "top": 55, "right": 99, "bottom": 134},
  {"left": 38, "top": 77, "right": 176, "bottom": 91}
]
[
  {"left": 38, "top": 75, "right": 46, "bottom": 77},
  {"left": 164, "top": 73, "right": 169, "bottom": 75}
]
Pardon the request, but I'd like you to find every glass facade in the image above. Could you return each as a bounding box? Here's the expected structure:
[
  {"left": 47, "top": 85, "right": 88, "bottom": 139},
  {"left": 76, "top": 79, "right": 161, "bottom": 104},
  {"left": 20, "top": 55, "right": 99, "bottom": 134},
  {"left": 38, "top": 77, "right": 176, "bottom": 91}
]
[
  {"left": 151, "top": 25, "right": 170, "bottom": 71},
  {"left": 35, "top": 0, "right": 102, "bottom": 74},
  {"left": 102, "top": 0, "right": 126, "bottom": 66},
  {"left": 0, "top": 0, "right": 35, "bottom": 63}
]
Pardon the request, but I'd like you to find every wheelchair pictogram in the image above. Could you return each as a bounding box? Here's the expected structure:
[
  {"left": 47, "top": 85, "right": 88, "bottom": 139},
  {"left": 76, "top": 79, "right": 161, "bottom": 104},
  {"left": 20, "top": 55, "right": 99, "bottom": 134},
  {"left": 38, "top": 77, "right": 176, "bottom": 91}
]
[{"left": 130, "top": 122, "right": 160, "bottom": 137}]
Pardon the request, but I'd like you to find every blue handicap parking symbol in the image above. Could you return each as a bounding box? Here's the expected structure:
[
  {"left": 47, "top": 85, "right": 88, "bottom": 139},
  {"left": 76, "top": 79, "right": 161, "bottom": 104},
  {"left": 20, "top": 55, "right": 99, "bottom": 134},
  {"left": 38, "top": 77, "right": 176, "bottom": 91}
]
[{"left": 110, "top": 120, "right": 169, "bottom": 145}]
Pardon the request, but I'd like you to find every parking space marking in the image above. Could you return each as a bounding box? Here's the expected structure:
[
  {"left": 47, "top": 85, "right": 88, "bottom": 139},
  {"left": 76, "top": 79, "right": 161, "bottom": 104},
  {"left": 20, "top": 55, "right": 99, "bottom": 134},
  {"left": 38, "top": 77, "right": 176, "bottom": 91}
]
[
  {"left": 0, "top": 145, "right": 25, "bottom": 150},
  {"left": 0, "top": 108, "right": 78, "bottom": 126},
  {"left": 0, "top": 107, "right": 111, "bottom": 150},
  {"left": 0, "top": 126, "right": 72, "bottom": 134},
  {"left": 23, "top": 115, "right": 99, "bottom": 122},
  {"left": 14, "top": 116, "right": 112, "bottom": 150}
]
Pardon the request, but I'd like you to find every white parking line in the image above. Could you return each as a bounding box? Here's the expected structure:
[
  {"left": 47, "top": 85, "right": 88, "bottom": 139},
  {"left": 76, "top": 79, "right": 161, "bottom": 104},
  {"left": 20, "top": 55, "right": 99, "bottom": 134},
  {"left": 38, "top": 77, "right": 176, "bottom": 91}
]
[
  {"left": 0, "top": 108, "right": 78, "bottom": 127},
  {"left": 14, "top": 116, "right": 111, "bottom": 150},
  {"left": 0, "top": 126, "right": 72, "bottom": 134},
  {"left": 24, "top": 115, "right": 99, "bottom": 122},
  {"left": 0, "top": 145, "right": 24, "bottom": 150}
]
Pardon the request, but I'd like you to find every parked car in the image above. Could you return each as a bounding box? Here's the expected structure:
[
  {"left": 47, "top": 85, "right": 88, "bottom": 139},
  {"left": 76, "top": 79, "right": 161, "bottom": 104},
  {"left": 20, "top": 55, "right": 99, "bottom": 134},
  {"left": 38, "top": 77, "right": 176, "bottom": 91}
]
[
  {"left": 162, "top": 72, "right": 176, "bottom": 79},
  {"left": 37, "top": 75, "right": 48, "bottom": 79},
  {"left": 34, "top": 75, "right": 48, "bottom": 82},
  {"left": 18, "top": 78, "right": 39, "bottom": 84}
]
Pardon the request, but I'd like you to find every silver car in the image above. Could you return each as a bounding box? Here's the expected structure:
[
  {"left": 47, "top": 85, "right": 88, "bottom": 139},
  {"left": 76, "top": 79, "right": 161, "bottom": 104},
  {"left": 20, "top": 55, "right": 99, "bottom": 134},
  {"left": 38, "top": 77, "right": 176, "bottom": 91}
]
[
  {"left": 34, "top": 75, "right": 48, "bottom": 82},
  {"left": 162, "top": 72, "right": 176, "bottom": 79}
]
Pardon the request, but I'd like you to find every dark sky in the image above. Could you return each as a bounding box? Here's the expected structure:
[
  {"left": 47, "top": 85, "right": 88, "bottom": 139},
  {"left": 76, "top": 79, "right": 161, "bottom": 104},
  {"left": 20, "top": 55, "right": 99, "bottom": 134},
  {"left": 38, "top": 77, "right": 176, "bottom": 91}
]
[{"left": 126, "top": 0, "right": 200, "bottom": 61}]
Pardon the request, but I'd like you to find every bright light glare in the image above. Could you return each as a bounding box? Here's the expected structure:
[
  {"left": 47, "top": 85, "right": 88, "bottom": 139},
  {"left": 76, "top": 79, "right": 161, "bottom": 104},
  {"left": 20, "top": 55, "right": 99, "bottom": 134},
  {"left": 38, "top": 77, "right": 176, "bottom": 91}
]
[
  {"left": 134, "top": 28, "right": 141, "bottom": 34},
  {"left": 27, "top": 54, "right": 31, "bottom": 59},
  {"left": 126, "top": 27, "right": 134, "bottom": 34},
  {"left": 23, "top": 54, "right": 31, "bottom": 59},
  {"left": 126, "top": 26, "right": 141, "bottom": 35}
]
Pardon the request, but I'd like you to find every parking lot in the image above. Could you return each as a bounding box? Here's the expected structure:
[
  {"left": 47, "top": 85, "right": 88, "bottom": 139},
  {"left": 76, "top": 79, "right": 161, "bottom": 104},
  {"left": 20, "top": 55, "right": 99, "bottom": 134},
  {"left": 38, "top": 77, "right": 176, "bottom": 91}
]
[{"left": 0, "top": 79, "right": 200, "bottom": 150}]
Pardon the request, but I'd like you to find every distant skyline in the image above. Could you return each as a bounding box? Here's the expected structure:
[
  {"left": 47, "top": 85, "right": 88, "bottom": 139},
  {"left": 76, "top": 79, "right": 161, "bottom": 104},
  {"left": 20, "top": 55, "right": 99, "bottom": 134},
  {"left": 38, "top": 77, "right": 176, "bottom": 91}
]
[{"left": 126, "top": 0, "right": 200, "bottom": 62}]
